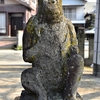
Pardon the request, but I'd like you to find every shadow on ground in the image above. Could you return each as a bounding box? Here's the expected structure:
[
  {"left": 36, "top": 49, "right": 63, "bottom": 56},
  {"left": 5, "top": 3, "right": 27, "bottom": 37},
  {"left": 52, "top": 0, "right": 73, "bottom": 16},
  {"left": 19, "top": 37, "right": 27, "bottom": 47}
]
[
  {"left": 78, "top": 67, "right": 100, "bottom": 100},
  {"left": 0, "top": 65, "right": 30, "bottom": 100},
  {"left": 0, "top": 65, "right": 100, "bottom": 100}
]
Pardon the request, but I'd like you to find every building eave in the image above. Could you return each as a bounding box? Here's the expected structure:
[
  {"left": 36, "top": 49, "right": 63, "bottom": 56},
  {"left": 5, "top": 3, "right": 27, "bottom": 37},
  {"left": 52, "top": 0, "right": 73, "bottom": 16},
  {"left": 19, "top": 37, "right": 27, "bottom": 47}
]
[
  {"left": 81, "top": 0, "right": 87, "bottom": 2},
  {"left": 85, "top": 28, "right": 95, "bottom": 34},
  {"left": 15, "top": 0, "right": 35, "bottom": 10},
  {"left": 62, "top": 0, "right": 87, "bottom": 6},
  {"left": 71, "top": 20, "right": 85, "bottom": 24}
]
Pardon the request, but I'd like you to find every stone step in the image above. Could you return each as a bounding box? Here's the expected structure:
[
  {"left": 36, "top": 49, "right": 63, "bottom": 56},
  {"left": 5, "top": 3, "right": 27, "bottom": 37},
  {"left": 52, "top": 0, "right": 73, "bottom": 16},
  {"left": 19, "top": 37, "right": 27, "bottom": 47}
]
[
  {"left": 0, "top": 36, "right": 17, "bottom": 41},
  {"left": 0, "top": 36, "right": 17, "bottom": 49},
  {"left": 0, "top": 41, "right": 17, "bottom": 49}
]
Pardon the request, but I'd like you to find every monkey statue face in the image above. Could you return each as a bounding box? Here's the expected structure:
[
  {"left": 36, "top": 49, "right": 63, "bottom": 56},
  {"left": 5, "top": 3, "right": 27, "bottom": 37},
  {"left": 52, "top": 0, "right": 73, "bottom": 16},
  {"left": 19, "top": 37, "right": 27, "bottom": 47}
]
[{"left": 37, "top": 0, "right": 63, "bottom": 22}]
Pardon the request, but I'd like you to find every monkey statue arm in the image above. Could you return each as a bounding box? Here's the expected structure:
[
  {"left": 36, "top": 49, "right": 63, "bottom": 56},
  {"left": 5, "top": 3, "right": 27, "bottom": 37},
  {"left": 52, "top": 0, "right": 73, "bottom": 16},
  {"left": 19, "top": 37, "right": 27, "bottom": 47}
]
[{"left": 23, "top": 17, "right": 36, "bottom": 63}]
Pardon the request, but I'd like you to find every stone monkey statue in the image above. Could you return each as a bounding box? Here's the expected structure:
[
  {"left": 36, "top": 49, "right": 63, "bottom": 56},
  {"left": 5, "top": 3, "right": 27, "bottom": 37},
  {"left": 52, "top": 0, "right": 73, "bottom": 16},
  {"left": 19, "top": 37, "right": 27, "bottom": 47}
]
[{"left": 21, "top": 0, "right": 84, "bottom": 100}]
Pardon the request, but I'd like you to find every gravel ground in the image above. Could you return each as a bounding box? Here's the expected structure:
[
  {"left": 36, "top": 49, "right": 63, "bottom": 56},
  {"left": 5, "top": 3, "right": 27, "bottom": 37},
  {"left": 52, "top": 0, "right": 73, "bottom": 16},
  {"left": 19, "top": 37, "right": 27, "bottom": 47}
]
[
  {"left": 78, "top": 67, "right": 100, "bottom": 100},
  {"left": 0, "top": 50, "right": 100, "bottom": 100}
]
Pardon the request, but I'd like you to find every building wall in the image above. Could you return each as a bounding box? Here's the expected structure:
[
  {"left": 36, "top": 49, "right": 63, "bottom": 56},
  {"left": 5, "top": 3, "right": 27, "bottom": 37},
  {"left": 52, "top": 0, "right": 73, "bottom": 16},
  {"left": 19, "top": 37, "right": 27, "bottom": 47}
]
[
  {"left": 84, "top": 2, "right": 96, "bottom": 14},
  {"left": 26, "top": 9, "right": 32, "bottom": 23},
  {"left": 63, "top": 6, "right": 85, "bottom": 21},
  {"left": 76, "top": 7, "right": 84, "bottom": 20},
  {"left": 93, "top": 0, "right": 100, "bottom": 76},
  {"left": 93, "top": 3, "right": 98, "bottom": 63},
  {"left": 0, "top": 4, "right": 31, "bottom": 36},
  {"left": 0, "top": 4, "right": 26, "bottom": 12},
  {"left": 62, "top": 0, "right": 86, "bottom": 22}
]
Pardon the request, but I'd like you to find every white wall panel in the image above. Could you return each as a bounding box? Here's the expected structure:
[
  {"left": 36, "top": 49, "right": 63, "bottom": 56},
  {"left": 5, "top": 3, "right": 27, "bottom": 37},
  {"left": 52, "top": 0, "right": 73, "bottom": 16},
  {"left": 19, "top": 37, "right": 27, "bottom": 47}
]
[{"left": 0, "top": 13, "right": 6, "bottom": 33}]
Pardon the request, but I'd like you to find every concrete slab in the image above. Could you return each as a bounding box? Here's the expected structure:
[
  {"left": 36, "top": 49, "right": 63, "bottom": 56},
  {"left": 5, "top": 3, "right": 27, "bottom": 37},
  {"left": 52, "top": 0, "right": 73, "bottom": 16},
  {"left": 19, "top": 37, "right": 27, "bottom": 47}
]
[
  {"left": 0, "top": 50, "right": 31, "bottom": 66},
  {"left": 0, "top": 50, "right": 31, "bottom": 100}
]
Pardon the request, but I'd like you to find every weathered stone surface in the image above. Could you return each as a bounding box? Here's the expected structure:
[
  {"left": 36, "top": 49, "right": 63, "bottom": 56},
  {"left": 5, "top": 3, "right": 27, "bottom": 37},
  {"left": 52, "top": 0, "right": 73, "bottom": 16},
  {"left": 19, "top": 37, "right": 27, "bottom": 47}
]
[
  {"left": 15, "top": 91, "right": 83, "bottom": 100},
  {"left": 20, "top": 0, "right": 84, "bottom": 100}
]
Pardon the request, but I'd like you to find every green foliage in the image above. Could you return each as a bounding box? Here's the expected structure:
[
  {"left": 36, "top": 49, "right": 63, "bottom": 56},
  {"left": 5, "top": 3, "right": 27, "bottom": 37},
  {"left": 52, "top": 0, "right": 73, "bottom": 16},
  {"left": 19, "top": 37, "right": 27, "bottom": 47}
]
[
  {"left": 15, "top": 46, "right": 22, "bottom": 50},
  {"left": 85, "top": 14, "right": 95, "bottom": 30},
  {"left": 12, "top": 44, "right": 22, "bottom": 50}
]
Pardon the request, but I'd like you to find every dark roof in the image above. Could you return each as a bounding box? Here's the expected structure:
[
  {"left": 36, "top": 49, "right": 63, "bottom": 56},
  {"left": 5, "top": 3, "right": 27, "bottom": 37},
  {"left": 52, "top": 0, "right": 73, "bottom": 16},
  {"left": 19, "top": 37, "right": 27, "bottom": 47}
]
[
  {"left": 82, "top": 0, "right": 87, "bottom": 1},
  {"left": 84, "top": 13, "right": 92, "bottom": 18}
]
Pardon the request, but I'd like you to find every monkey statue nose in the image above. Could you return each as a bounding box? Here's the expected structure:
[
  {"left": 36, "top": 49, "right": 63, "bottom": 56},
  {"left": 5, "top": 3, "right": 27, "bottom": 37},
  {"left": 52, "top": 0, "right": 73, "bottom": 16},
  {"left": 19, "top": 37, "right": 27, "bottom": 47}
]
[{"left": 51, "top": 0, "right": 56, "bottom": 4}]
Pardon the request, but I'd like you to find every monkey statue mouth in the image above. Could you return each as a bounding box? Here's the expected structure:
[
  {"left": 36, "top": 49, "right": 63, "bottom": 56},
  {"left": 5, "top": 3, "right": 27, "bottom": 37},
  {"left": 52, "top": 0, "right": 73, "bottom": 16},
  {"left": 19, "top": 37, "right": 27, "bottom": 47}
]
[
  {"left": 43, "top": 3, "right": 63, "bottom": 17},
  {"left": 47, "top": 4, "right": 58, "bottom": 10},
  {"left": 46, "top": 6, "right": 61, "bottom": 15}
]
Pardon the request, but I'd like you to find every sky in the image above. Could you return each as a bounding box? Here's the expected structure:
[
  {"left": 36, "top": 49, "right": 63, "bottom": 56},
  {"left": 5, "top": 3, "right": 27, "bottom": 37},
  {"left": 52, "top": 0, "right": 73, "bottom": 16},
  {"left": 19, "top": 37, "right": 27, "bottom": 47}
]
[{"left": 87, "top": 0, "right": 96, "bottom": 2}]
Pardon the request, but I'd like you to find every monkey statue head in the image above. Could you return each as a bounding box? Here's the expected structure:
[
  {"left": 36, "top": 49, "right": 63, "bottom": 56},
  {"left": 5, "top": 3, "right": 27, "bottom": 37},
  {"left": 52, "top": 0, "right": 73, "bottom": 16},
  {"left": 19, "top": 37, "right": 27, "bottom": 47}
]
[{"left": 37, "top": 0, "right": 64, "bottom": 23}]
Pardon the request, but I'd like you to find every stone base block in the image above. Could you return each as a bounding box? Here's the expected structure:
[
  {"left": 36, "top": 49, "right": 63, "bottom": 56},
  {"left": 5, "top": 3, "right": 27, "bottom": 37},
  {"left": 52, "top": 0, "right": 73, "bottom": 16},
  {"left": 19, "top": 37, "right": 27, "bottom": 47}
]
[
  {"left": 14, "top": 90, "right": 83, "bottom": 100},
  {"left": 76, "top": 93, "right": 83, "bottom": 100}
]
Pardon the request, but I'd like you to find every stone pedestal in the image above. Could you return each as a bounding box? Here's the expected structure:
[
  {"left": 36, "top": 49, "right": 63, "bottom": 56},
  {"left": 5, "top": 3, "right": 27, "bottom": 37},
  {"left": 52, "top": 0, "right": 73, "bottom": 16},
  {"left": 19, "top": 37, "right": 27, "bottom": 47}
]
[{"left": 14, "top": 91, "right": 83, "bottom": 100}]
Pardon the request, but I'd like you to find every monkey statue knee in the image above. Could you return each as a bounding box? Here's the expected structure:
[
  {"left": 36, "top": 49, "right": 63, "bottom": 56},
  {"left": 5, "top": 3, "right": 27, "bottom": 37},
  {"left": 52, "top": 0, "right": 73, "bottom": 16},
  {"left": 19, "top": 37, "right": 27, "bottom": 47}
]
[{"left": 63, "top": 46, "right": 84, "bottom": 100}]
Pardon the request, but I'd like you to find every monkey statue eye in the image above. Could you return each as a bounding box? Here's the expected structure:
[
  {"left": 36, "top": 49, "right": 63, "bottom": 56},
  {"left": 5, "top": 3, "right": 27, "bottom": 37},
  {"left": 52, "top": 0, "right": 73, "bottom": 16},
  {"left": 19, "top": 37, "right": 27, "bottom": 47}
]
[{"left": 51, "top": 0, "right": 57, "bottom": 4}]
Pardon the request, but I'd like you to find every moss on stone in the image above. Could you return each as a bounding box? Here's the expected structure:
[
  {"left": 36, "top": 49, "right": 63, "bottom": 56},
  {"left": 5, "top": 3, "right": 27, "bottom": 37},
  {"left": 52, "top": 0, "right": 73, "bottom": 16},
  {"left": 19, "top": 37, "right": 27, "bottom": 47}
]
[
  {"left": 31, "top": 56, "right": 36, "bottom": 61},
  {"left": 26, "top": 17, "right": 40, "bottom": 46},
  {"left": 78, "top": 77, "right": 81, "bottom": 81},
  {"left": 26, "top": 18, "right": 35, "bottom": 34}
]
